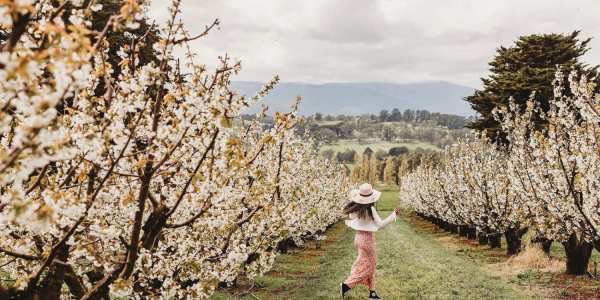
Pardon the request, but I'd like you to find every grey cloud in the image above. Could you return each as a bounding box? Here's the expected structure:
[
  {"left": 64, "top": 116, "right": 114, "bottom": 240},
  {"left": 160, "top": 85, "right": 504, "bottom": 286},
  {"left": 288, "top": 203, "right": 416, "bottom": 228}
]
[
  {"left": 149, "top": 0, "right": 600, "bottom": 88},
  {"left": 306, "top": 1, "right": 388, "bottom": 44}
]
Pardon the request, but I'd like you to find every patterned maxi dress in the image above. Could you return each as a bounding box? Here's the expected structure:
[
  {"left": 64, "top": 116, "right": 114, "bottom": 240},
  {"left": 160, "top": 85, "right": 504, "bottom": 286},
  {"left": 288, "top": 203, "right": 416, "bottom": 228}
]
[{"left": 344, "top": 230, "right": 376, "bottom": 290}]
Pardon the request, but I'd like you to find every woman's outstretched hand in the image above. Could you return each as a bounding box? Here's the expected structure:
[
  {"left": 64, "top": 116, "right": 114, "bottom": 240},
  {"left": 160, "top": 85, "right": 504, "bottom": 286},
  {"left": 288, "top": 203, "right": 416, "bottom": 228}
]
[{"left": 394, "top": 207, "right": 401, "bottom": 215}]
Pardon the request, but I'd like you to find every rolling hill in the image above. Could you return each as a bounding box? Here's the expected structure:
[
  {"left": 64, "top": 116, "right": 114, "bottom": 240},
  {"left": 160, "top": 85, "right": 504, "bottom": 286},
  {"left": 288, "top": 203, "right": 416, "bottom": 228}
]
[{"left": 232, "top": 81, "right": 475, "bottom": 116}]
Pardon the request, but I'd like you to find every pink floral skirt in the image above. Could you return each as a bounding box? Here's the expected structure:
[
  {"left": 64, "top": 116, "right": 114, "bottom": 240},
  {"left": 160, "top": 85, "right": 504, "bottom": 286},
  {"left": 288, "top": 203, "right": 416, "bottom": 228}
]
[{"left": 344, "top": 230, "right": 376, "bottom": 290}]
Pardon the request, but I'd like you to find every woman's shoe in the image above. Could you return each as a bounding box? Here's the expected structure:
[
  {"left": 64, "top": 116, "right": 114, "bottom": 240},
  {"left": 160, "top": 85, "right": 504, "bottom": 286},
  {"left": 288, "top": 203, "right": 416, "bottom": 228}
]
[
  {"left": 340, "top": 283, "right": 351, "bottom": 299},
  {"left": 368, "top": 290, "right": 381, "bottom": 300}
]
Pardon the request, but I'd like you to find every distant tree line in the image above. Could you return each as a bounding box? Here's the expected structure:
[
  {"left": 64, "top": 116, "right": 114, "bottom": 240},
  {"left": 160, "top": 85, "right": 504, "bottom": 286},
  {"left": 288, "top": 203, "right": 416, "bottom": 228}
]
[
  {"left": 313, "top": 108, "right": 472, "bottom": 129},
  {"left": 342, "top": 147, "right": 440, "bottom": 185},
  {"left": 322, "top": 146, "right": 412, "bottom": 165},
  {"left": 243, "top": 108, "right": 470, "bottom": 148},
  {"left": 307, "top": 121, "right": 468, "bottom": 149}
]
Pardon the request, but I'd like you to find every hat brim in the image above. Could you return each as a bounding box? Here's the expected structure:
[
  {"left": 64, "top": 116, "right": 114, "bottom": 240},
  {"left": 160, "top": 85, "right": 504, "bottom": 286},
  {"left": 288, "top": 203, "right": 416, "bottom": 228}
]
[{"left": 351, "top": 189, "right": 381, "bottom": 204}]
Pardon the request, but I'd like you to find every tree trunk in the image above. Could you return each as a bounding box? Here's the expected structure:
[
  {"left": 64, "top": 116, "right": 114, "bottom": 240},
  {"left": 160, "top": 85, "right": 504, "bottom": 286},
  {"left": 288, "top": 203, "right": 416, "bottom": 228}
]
[
  {"left": 0, "top": 287, "right": 25, "bottom": 300},
  {"left": 488, "top": 232, "right": 501, "bottom": 249},
  {"left": 122, "top": 159, "right": 154, "bottom": 279},
  {"left": 440, "top": 220, "right": 448, "bottom": 231},
  {"left": 478, "top": 231, "right": 488, "bottom": 245},
  {"left": 85, "top": 268, "right": 111, "bottom": 300},
  {"left": 277, "top": 238, "right": 297, "bottom": 254},
  {"left": 449, "top": 223, "right": 458, "bottom": 234},
  {"left": 593, "top": 240, "right": 600, "bottom": 252},
  {"left": 63, "top": 264, "right": 86, "bottom": 299},
  {"left": 504, "top": 227, "right": 528, "bottom": 256},
  {"left": 438, "top": 219, "right": 445, "bottom": 230},
  {"left": 36, "top": 243, "right": 70, "bottom": 300},
  {"left": 141, "top": 205, "right": 169, "bottom": 250},
  {"left": 467, "top": 227, "right": 477, "bottom": 240},
  {"left": 531, "top": 235, "right": 553, "bottom": 254},
  {"left": 563, "top": 233, "right": 593, "bottom": 275},
  {"left": 458, "top": 225, "right": 468, "bottom": 237}
]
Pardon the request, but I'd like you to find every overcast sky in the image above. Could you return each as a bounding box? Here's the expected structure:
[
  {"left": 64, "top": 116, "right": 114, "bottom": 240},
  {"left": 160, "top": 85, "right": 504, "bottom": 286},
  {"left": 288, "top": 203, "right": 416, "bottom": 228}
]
[{"left": 149, "top": 0, "right": 600, "bottom": 88}]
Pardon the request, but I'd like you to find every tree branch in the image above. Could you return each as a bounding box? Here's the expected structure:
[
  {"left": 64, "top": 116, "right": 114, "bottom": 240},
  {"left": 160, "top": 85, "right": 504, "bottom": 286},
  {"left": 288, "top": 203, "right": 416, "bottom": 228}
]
[
  {"left": 25, "top": 164, "right": 49, "bottom": 196},
  {"left": 165, "top": 196, "right": 212, "bottom": 229},
  {"left": 1, "top": 12, "right": 31, "bottom": 53},
  {"left": 172, "top": 19, "right": 219, "bottom": 44},
  {"left": 0, "top": 247, "right": 41, "bottom": 261},
  {"left": 167, "top": 129, "right": 219, "bottom": 217},
  {"left": 121, "top": 156, "right": 154, "bottom": 279}
]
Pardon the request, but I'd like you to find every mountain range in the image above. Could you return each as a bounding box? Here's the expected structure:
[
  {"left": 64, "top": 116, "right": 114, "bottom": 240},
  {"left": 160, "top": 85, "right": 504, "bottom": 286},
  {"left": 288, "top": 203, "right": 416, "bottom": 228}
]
[{"left": 232, "top": 81, "right": 476, "bottom": 116}]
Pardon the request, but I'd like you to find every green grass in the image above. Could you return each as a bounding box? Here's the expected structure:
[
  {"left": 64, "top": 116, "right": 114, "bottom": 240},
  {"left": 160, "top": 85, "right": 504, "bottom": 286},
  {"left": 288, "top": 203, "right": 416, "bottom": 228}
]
[
  {"left": 316, "top": 121, "right": 344, "bottom": 126},
  {"left": 374, "top": 184, "right": 400, "bottom": 212},
  {"left": 321, "top": 140, "right": 438, "bottom": 154},
  {"left": 212, "top": 186, "right": 528, "bottom": 299}
]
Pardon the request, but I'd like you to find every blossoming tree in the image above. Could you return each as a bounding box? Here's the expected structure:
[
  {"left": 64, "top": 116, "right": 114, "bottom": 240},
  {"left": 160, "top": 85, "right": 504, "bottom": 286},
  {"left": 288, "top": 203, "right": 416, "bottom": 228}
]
[
  {"left": 401, "top": 70, "right": 600, "bottom": 274},
  {"left": 0, "top": 1, "right": 349, "bottom": 298}
]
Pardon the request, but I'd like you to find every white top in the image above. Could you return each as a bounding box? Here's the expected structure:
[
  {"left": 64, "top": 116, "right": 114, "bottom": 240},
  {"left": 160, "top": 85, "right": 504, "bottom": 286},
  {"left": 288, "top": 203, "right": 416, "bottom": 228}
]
[{"left": 344, "top": 206, "right": 397, "bottom": 232}]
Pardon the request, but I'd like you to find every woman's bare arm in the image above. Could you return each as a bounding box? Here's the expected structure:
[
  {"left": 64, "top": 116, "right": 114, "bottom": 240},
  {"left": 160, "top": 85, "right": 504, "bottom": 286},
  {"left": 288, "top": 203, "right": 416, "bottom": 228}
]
[{"left": 371, "top": 206, "right": 397, "bottom": 228}]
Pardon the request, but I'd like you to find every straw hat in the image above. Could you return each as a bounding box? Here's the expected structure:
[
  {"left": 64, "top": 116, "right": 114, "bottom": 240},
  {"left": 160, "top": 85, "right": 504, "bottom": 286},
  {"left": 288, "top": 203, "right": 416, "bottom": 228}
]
[{"left": 350, "top": 183, "right": 381, "bottom": 204}]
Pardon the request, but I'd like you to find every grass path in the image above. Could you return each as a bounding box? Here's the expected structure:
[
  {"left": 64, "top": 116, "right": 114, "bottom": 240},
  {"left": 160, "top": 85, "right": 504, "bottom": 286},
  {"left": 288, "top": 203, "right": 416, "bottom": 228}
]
[{"left": 213, "top": 187, "right": 528, "bottom": 299}]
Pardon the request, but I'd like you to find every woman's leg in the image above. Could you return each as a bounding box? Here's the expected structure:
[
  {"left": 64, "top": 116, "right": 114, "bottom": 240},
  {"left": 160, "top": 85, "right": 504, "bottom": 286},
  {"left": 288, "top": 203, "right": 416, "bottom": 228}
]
[
  {"left": 344, "top": 237, "right": 363, "bottom": 288},
  {"left": 344, "top": 232, "right": 367, "bottom": 288},
  {"left": 344, "top": 231, "right": 376, "bottom": 288},
  {"left": 367, "top": 274, "right": 375, "bottom": 291},
  {"left": 366, "top": 238, "right": 376, "bottom": 291}
]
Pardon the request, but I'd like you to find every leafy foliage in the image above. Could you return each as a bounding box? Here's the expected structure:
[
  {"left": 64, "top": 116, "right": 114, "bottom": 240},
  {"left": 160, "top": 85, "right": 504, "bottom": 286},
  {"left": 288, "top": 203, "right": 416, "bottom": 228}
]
[{"left": 466, "top": 31, "right": 599, "bottom": 143}]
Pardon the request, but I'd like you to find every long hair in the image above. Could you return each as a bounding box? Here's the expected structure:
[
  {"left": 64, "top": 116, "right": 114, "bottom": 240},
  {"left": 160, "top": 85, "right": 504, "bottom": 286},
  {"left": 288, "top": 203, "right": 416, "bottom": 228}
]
[{"left": 343, "top": 201, "right": 374, "bottom": 220}]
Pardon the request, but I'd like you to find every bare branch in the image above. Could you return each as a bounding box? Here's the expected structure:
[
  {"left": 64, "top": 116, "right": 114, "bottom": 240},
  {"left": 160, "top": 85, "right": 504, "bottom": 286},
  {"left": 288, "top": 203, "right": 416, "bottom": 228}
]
[
  {"left": 167, "top": 129, "right": 219, "bottom": 217},
  {"left": 165, "top": 195, "right": 212, "bottom": 229},
  {"left": 172, "top": 19, "right": 220, "bottom": 44}
]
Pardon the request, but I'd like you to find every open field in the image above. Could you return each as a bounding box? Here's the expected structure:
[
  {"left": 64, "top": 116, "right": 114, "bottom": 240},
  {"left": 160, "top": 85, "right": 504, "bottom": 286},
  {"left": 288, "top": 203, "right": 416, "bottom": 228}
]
[
  {"left": 321, "top": 140, "right": 439, "bottom": 154},
  {"left": 315, "top": 120, "right": 344, "bottom": 126}
]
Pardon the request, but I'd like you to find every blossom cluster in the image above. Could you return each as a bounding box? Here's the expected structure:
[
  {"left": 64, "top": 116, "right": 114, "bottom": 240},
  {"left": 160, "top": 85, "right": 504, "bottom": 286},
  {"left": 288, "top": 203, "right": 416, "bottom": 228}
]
[
  {"left": 401, "top": 69, "right": 600, "bottom": 247},
  {"left": 0, "top": 1, "right": 349, "bottom": 298},
  {"left": 400, "top": 137, "right": 525, "bottom": 235}
]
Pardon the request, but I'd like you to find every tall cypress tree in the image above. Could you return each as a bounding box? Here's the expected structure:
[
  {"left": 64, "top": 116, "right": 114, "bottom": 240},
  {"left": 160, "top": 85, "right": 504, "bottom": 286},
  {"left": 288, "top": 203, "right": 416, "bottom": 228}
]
[{"left": 466, "top": 31, "right": 599, "bottom": 143}]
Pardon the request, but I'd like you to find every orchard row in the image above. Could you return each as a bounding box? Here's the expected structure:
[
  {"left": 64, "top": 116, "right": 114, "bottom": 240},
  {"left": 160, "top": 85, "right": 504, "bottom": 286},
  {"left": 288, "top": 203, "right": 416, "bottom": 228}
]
[
  {"left": 401, "top": 70, "right": 600, "bottom": 275},
  {"left": 0, "top": 1, "right": 348, "bottom": 299}
]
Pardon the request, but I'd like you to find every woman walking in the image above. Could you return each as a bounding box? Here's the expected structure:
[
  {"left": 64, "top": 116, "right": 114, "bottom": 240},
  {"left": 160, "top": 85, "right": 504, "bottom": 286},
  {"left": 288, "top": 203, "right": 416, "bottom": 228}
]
[{"left": 340, "top": 183, "right": 400, "bottom": 300}]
